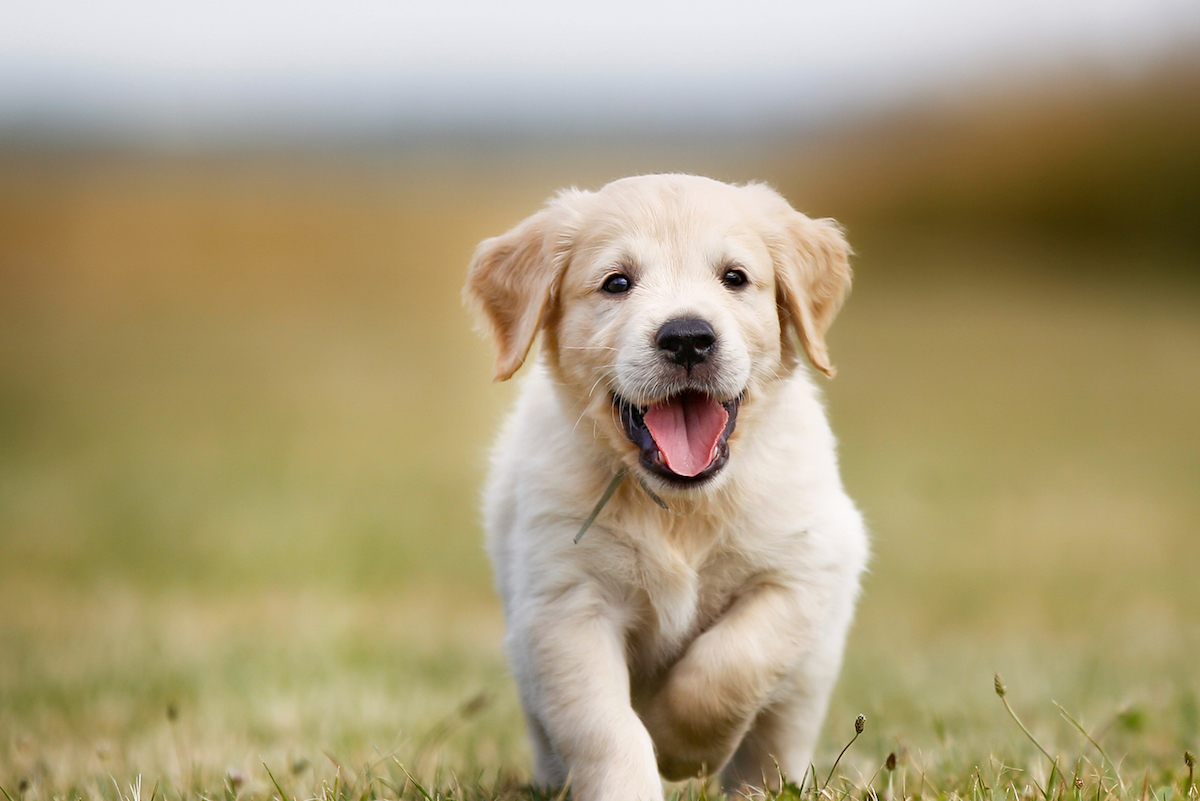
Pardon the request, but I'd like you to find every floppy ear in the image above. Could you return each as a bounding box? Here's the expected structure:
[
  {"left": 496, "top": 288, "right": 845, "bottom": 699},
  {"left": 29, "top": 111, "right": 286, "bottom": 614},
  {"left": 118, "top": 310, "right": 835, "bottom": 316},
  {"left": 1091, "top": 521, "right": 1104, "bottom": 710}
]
[
  {"left": 772, "top": 212, "right": 852, "bottom": 378},
  {"left": 464, "top": 196, "right": 578, "bottom": 381}
]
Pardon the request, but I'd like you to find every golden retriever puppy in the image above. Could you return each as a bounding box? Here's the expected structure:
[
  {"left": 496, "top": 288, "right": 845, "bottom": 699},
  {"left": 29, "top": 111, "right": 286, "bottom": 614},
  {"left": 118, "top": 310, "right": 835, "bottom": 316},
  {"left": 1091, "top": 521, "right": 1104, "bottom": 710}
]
[{"left": 465, "top": 174, "right": 867, "bottom": 800}]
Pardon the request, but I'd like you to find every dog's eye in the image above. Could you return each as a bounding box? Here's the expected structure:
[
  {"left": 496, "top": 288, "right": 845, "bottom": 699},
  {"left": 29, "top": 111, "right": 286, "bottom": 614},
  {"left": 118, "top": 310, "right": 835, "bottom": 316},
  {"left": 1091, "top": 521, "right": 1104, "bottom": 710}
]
[
  {"left": 721, "top": 268, "right": 748, "bottom": 289},
  {"left": 601, "top": 273, "right": 632, "bottom": 294}
]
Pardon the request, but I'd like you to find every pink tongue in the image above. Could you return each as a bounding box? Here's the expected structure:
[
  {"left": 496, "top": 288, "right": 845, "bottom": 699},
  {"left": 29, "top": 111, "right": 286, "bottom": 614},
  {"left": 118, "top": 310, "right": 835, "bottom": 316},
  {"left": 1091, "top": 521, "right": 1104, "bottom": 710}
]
[{"left": 643, "top": 392, "right": 729, "bottom": 477}]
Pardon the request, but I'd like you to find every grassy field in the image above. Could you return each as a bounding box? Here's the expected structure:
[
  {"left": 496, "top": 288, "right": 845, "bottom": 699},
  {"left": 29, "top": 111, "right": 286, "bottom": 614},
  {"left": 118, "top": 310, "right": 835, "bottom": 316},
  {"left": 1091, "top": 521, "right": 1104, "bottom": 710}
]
[{"left": 1, "top": 152, "right": 1199, "bottom": 800}]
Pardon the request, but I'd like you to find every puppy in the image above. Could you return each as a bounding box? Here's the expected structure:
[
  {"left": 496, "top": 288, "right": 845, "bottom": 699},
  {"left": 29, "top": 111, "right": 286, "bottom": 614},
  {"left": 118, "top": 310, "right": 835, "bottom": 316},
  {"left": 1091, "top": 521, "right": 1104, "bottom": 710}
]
[{"left": 465, "top": 175, "right": 867, "bottom": 800}]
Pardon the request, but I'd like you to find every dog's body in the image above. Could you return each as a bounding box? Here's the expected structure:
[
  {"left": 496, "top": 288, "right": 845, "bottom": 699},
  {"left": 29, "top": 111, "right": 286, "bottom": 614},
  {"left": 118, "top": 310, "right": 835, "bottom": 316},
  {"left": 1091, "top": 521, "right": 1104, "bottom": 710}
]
[{"left": 466, "top": 175, "right": 867, "bottom": 800}]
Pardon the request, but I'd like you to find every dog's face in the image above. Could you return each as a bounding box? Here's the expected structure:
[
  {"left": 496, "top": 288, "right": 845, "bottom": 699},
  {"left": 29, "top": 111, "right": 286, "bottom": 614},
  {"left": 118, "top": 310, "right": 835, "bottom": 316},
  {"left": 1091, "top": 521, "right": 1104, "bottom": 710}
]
[{"left": 466, "top": 175, "right": 851, "bottom": 490}]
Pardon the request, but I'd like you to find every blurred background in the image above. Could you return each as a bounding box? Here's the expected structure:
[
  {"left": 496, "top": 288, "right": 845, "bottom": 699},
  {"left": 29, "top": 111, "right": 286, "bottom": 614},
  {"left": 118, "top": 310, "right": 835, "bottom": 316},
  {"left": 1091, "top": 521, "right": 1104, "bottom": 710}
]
[{"left": 2, "top": 1, "right": 1199, "bottom": 795}]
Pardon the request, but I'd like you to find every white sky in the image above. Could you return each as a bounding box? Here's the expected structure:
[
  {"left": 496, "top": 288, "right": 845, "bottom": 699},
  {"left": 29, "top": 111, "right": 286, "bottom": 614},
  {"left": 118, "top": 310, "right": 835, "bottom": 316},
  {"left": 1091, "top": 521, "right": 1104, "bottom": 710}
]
[{"left": 2, "top": 0, "right": 1198, "bottom": 138}]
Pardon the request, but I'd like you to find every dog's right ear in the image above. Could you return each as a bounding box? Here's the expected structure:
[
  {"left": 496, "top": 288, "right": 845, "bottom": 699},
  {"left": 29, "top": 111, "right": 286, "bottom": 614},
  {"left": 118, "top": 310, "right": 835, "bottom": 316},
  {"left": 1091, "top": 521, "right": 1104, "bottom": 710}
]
[{"left": 464, "top": 194, "right": 580, "bottom": 381}]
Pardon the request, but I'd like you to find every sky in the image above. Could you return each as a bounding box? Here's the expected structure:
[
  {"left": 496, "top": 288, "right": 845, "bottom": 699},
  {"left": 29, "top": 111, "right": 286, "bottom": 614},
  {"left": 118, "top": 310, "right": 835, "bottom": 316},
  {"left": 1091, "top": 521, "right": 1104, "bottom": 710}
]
[{"left": 2, "top": 0, "right": 1199, "bottom": 141}]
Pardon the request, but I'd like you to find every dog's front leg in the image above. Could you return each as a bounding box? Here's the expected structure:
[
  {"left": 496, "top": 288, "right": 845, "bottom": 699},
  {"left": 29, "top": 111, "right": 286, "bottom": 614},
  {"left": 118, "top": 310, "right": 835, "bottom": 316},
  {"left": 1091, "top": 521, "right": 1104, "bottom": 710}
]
[
  {"left": 639, "top": 581, "right": 811, "bottom": 781},
  {"left": 509, "top": 582, "right": 663, "bottom": 801}
]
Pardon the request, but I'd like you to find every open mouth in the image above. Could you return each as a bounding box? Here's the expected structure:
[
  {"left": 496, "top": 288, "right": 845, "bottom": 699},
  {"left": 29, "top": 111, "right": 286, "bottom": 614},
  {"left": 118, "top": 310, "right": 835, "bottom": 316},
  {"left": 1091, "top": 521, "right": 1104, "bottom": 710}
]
[{"left": 616, "top": 391, "right": 740, "bottom": 484}]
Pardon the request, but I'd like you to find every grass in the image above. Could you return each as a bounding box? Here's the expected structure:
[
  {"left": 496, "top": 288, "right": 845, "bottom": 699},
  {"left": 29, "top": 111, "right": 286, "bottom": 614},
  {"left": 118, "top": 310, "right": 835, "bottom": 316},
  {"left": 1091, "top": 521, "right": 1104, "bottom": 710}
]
[{"left": 1, "top": 153, "right": 1199, "bottom": 800}]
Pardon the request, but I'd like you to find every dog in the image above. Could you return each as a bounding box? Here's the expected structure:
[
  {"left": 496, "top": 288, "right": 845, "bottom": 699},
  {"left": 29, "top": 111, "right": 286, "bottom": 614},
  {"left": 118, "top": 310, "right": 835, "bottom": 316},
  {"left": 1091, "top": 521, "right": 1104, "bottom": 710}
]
[{"left": 465, "top": 174, "right": 867, "bottom": 800}]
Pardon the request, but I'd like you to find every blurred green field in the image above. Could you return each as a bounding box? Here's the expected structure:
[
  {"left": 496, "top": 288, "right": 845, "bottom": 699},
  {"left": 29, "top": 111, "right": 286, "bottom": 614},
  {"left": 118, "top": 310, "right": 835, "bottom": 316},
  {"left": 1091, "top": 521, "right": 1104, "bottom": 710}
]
[{"left": 1, "top": 140, "right": 1199, "bottom": 800}]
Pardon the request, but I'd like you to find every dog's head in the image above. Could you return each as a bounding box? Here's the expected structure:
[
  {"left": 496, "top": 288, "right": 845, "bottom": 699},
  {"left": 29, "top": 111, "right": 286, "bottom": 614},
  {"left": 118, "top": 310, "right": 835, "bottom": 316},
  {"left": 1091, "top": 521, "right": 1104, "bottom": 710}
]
[{"left": 466, "top": 174, "right": 850, "bottom": 489}]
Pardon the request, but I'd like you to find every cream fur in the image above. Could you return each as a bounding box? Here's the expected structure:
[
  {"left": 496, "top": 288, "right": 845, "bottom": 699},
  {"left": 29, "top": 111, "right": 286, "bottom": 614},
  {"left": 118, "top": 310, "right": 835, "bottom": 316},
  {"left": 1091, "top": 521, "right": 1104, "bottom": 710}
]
[{"left": 465, "top": 175, "right": 868, "bottom": 800}]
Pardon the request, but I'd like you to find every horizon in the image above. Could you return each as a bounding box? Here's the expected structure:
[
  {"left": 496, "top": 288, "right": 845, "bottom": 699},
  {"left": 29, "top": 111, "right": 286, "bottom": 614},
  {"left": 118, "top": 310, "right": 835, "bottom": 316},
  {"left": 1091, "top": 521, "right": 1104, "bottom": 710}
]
[{"left": 3, "top": 0, "right": 1200, "bottom": 145}]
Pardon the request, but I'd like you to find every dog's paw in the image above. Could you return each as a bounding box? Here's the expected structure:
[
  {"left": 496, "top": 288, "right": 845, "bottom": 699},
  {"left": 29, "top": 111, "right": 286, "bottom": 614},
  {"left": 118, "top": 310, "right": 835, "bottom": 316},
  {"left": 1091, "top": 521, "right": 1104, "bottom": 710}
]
[{"left": 639, "top": 676, "right": 749, "bottom": 781}]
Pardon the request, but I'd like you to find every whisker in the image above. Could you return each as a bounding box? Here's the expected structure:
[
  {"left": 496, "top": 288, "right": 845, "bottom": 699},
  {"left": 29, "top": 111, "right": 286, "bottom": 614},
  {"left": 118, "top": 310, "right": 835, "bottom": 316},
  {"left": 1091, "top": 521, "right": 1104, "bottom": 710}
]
[
  {"left": 572, "top": 404, "right": 591, "bottom": 435},
  {"left": 586, "top": 373, "right": 609, "bottom": 399},
  {"left": 572, "top": 379, "right": 614, "bottom": 435}
]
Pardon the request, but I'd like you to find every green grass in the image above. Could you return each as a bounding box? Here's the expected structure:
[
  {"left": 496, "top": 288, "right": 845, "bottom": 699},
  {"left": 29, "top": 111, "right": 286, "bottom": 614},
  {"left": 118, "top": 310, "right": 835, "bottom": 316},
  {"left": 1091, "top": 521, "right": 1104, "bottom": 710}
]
[{"left": 1, "top": 157, "right": 1199, "bottom": 800}]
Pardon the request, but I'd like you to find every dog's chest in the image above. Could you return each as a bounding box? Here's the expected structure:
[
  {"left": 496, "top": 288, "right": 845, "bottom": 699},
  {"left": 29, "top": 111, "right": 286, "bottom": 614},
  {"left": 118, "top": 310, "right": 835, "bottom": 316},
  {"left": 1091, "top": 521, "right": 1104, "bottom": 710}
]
[{"left": 623, "top": 533, "right": 755, "bottom": 663}]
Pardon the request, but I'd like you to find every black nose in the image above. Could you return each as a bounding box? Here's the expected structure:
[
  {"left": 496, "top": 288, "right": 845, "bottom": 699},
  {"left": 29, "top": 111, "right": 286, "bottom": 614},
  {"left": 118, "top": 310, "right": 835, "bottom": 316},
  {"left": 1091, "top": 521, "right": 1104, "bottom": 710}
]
[{"left": 656, "top": 317, "right": 717, "bottom": 371}]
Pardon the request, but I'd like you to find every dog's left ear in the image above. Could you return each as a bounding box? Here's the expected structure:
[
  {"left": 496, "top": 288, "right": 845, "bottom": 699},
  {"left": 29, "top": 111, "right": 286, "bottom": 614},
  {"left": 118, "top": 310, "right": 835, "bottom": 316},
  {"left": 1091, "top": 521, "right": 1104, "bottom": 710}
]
[
  {"left": 770, "top": 210, "right": 852, "bottom": 378},
  {"left": 464, "top": 192, "right": 581, "bottom": 381}
]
